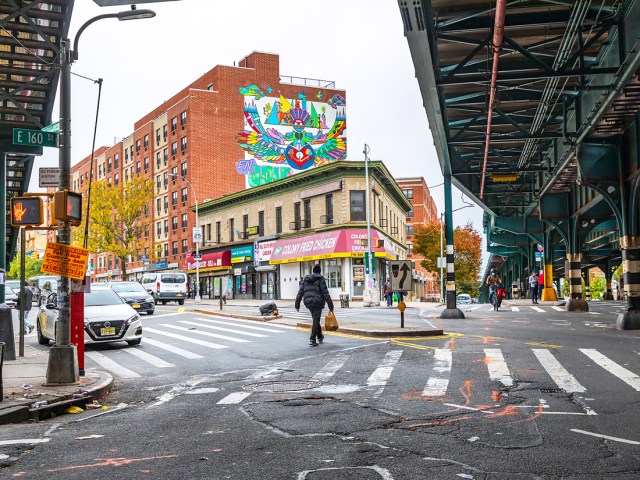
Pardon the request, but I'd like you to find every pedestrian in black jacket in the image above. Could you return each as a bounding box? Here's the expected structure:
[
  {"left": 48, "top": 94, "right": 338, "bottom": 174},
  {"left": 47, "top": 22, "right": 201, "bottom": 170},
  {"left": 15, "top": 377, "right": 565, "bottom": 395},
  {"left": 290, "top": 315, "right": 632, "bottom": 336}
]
[{"left": 295, "top": 264, "right": 334, "bottom": 347}]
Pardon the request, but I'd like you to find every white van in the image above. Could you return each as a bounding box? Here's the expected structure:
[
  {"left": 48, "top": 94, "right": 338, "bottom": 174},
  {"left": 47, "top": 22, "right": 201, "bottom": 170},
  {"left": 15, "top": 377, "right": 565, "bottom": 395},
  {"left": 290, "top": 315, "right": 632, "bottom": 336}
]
[{"left": 140, "top": 271, "right": 188, "bottom": 305}]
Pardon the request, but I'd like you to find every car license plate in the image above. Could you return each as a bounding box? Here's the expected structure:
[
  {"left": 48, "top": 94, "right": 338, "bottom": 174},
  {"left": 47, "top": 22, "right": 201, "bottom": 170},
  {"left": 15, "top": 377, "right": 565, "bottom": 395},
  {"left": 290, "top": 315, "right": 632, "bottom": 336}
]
[
  {"left": 101, "top": 327, "right": 116, "bottom": 336},
  {"left": 132, "top": 303, "right": 140, "bottom": 309},
  {"left": 177, "top": 293, "right": 183, "bottom": 297}
]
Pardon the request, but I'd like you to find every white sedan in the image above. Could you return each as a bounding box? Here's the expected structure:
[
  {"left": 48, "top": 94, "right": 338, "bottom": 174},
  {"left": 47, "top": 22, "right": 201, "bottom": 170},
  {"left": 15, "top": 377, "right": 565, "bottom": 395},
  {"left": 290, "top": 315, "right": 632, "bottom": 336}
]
[{"left": 37, "top": 286, "right": 142, "bottom": 347}]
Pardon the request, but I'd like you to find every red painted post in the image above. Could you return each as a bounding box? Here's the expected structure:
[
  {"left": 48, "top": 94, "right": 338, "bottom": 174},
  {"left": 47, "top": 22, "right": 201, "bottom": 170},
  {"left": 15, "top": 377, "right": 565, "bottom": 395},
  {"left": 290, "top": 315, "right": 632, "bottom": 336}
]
[{"left": 70, "top": 278, "right": 85, "bottom": 376}]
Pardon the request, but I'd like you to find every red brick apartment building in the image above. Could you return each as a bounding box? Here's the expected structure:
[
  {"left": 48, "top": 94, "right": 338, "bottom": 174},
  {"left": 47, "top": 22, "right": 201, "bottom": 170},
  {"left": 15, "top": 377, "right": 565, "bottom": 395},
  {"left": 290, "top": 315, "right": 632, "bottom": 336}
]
[
  {"left": 396, "top": 177, "right": 439, "bottom": 301},
  {"left": 70, "top": 51, "right": 347, "bottom": 281}
]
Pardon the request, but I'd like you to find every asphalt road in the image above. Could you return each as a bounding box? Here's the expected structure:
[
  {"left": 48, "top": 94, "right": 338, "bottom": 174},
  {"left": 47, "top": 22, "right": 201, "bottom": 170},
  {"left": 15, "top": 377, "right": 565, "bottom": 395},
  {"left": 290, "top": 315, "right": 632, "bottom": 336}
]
[{"left": 1, "top": 301, "right": 639, "bottom": 479}]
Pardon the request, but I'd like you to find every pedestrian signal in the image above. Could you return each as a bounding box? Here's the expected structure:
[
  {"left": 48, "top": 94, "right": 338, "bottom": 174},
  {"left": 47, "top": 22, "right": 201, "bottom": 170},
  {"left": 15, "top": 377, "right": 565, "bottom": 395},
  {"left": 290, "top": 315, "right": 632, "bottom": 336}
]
[
  {"left": 359, "top": 239, "right": 368, "bottom": 247},
  {"left": 10, "top": 196, "right": 43, "bottom": 226},
  {"left": 54, "top": 190, "right": 82, "bottom": 226},
  {"left": 375, "top": 239, "right": 384, "bottom": 248}
]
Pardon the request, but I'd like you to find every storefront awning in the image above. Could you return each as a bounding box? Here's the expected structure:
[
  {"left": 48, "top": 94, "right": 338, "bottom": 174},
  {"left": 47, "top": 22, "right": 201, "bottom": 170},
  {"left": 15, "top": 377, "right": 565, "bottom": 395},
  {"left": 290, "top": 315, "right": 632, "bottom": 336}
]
[
  {"left": 184, "top": 250, "right": 232, "bottom": 273},
  {"left": 269, "top": 228, "right": 398, "bottom": 264}
]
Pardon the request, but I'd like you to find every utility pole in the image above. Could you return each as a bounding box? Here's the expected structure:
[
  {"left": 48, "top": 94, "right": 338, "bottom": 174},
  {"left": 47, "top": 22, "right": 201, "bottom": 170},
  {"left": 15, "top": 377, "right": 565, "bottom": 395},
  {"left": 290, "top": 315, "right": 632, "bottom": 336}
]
[{"left": 363, "top": 144, "right": 374, "bottom": 307}]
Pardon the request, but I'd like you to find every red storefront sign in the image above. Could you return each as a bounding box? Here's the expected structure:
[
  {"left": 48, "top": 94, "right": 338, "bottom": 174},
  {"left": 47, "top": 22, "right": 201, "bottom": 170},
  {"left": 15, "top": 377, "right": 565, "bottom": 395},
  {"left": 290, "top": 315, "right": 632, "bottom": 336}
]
[{"left": 183, "top": 250, "right": 232, "bottom": 272}]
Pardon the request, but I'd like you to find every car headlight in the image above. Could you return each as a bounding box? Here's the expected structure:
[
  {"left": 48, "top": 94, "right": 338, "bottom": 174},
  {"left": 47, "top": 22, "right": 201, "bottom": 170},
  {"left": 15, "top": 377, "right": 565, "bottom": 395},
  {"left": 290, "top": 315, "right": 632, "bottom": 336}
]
[{"left": 126, "top": 314, "right": 140, "bottom": 325}]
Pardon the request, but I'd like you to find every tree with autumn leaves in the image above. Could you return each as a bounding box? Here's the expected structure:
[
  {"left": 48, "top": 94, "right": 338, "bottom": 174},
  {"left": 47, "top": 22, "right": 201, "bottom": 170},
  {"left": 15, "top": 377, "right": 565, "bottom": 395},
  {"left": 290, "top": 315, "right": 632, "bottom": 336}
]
[
  {"left": 412, "top": 219, "right": 482, "bottom": 297},
  {"left": 74, "top": 176, "right": 154, "bottom": 278}
]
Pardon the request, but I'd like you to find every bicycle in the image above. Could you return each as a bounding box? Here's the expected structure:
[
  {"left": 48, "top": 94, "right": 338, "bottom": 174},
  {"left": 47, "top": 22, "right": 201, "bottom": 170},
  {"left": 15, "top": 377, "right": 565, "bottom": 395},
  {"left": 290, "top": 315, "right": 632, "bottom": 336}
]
[{"left": 490, "top": 290, "right": 499, "bottom": 311}]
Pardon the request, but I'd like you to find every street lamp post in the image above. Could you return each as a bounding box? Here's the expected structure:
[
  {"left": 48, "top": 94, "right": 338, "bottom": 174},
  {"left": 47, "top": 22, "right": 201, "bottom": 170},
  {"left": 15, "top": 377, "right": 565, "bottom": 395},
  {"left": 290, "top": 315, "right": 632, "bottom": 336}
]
[
  {"left": 169, "top": 174, "right": 201, "bottom": 303},
  {"left": 363, "top": 144, "right": 375, "bottom": 307},
  {"left": 47, "top": 7, "right": 156, "bottom": 385}
]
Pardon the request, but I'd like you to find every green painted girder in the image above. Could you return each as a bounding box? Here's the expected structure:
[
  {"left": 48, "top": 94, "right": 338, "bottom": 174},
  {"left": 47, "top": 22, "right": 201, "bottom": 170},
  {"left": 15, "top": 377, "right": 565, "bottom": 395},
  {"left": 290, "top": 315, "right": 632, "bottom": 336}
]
[
  {"left": 488, "top": 232, "right": 531, "bottom": 247},
  {"left": 494, "top": 217, "right": 544, "bottom": 244}
]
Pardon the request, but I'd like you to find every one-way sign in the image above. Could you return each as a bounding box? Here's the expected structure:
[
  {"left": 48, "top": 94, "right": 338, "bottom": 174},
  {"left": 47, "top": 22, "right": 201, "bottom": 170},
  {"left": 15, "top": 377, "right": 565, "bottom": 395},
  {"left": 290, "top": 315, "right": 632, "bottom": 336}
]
[{"left": 390, "top": 260, "right": 413, "bottom": 292}]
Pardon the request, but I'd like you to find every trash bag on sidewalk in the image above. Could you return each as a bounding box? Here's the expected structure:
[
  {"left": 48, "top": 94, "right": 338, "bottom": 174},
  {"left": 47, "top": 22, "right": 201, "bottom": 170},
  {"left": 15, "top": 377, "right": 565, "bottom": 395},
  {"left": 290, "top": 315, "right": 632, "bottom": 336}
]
[{"left": 259, "top": 302, "right": 278, "bottom": 316}]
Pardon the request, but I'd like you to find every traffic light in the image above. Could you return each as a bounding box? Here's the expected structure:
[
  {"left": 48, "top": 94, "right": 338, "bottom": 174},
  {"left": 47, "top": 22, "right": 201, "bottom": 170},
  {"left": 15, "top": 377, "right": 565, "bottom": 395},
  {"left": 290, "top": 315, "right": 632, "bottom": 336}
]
[
  {"left": 359, "top": 239, "right": 368, "bottom": 247},
  {"left": 375, "top": 239, "right": 384, "bottom": 248},
  {"left": 54, "top": 190, "right": 82, "bottom": 226},
  {"left": 10, "top": 196, "right": 43, "bottom": 226}
]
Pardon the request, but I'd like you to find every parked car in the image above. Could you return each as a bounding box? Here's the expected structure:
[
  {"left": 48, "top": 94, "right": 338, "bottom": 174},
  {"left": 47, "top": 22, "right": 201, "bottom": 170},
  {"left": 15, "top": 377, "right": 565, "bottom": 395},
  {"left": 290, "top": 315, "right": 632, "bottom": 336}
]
[
  {"left": 105, "top": 281, "right": 155, "bottom": 315},
  {"left": 36, "top": 285, "right": 142, "bottom": 347},
  {"left": 456, "top": 293, "right": 473, "bottom": 304},
  {"left": 139, "top": 271, "right": 188, "bottom": 305},
  {"left": 4, "top": 280, "right": 20, "bottom": 308}
]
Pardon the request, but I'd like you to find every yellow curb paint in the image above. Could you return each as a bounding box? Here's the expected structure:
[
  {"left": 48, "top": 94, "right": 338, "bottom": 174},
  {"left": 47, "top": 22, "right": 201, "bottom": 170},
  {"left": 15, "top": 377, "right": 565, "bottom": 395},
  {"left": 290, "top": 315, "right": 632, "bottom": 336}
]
[
  {"left": 526, "top": 342, "right": 563, "bottom": 349},
  {"left": 391, "top": 339, "right": 437, "bottom": 351}
]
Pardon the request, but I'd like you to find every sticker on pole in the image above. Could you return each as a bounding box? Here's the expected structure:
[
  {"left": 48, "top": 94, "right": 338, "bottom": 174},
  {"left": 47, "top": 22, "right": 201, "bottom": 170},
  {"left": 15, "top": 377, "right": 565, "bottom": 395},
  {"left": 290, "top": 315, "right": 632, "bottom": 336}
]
[
  {"left": 390, "top": 260, "right": 413, "bottom": 292},
  {"left": 41, "top": 242, "right": 90, "bottom": 280}
]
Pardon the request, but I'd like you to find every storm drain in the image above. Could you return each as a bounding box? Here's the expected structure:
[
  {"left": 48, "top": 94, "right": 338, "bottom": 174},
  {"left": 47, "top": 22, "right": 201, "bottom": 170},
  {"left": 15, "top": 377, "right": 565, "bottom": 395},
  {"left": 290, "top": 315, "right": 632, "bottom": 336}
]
[
  {"left": 540, "top": 388, "right": 565, "bottom": 394},
  {"left": 242, "top": 380, "right": 322, "bottom": 393}
]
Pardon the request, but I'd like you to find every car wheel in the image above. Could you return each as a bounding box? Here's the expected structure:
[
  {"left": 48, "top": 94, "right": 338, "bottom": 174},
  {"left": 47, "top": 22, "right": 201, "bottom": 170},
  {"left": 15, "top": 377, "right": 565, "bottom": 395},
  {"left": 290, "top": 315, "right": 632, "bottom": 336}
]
[
  {"left": 36, "top": 320, "right": 49, "bottom": 346},
  {"left": 178, "top": 299, "right": 184, "bottom": 305},
  {"left": 161, "top": 300, "right": 167, "bottom": 305},
  {"left": 147, "top": 309, "right": 154, "bottom": 315},
  {"left": 127, "top": 339, "right": 142, "bottom": 346}
]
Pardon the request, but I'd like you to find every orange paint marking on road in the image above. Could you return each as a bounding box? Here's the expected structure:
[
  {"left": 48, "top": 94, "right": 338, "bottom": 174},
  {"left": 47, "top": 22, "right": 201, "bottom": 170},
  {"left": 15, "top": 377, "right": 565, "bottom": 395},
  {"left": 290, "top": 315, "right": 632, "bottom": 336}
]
[
  {"left": 448, "top": 338, "right": 456, "bottom": 350},
  {"left": 459, "top": 380, "right": 473, "bottom": 406},
  {"left": 491, "top": 391, "right": 502, "bottom": 402},
  {"left": 47, "top": 455, "right": 178, "bottom": 473},
  {"left": 406, "top": 416, "right": 472, "bottom": 428},
  {"left": 481, "top": 327, "right": 494, "bottom": 331},
  {"left": 482, "top": 337, "right": 498, "bottom": 343},
  {"left": 475, "top": 404, "right": 494, "bottom": 410},
  {"left": 513, "top": 369, "right": 538, "bottom": 373},
  {"left": 484, "top": 405, "right": 520, "bottom": 418},
  {"left": 12, "top": 473, "right": 26, "bottom": 477}
]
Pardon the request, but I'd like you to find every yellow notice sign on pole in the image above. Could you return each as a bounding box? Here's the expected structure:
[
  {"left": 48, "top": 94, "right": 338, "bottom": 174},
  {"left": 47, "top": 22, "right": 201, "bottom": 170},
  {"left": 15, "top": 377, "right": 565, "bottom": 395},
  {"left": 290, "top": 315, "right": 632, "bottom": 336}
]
[{"left": 41, "top": 242, "right": 89, "bottom": 280}]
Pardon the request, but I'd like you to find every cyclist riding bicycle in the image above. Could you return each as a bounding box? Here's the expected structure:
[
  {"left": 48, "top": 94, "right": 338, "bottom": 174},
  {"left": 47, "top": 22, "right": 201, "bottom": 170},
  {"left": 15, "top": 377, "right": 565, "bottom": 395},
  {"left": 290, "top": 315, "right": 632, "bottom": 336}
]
[{"left": 486, "top": 270, "right": 501, "bottom": 301}]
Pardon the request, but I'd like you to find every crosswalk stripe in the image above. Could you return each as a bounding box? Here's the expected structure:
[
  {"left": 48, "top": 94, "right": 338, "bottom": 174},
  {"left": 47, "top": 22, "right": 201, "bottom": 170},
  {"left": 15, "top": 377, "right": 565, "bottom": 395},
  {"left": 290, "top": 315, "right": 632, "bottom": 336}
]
[
  {"left": 532, "top": 349, "right": 585, "bottom": 393},
  {"left": 313, "top": 354, "right": 349, "bottom": 382},
  {"left": 179, "top": 320, "right": 267, "bottom": 337},
  {"left": 217, "top": 391, "right": 253, "bottom": 404},
  {"left": 580, "top": 349, "right": 640, "bottom": 391},
  {"left": 423, "top": 348, "right": 452, "bottom": 396},
  {"left": 201, "top": 315, "right": 297, "bottom": 330},
  {"left": 484, "top": 348, "right": 513, "bottom": 386},
  {"left": 588, "top": 312, "right": 601, "bottom": 315},
  {"left": 122, "top": 347, "right": 175, "bottom": 368},
  {"left": 142, "top": 338, "right": 204, "bottom": 359},
  {"left": 160, "top": 324, "right": 251, "bottom": 343},
  {"left": 468, "top": 305, "right": 483, "bottom": 310},
  {"left": 531, "top": 306, "right": 545, "bottom": 312},
  {"left": 511, "top": 306, "right": 520, "bottom": 312},
  {"left": 367, "top": 350, "right": 403, "bottom": 396},
  {"left": 193, "top": 317, "right": 284, "bottom": 333},
  {"left": 145, "top": 327, "right": 229, "bottom": 349},
  {"left": 86, "top": 351, "right": 141, "bottom": 379},
  {"left": 552, "top": 306, "right": 564, "bottom": 311}
]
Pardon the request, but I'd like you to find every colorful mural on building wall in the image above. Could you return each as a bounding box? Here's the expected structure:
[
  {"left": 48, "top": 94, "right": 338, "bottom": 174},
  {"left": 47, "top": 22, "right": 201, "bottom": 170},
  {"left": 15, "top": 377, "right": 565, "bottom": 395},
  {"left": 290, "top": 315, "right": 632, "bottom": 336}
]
[{"left": 237, "top": 85, "right": 347, "bottom": 187}]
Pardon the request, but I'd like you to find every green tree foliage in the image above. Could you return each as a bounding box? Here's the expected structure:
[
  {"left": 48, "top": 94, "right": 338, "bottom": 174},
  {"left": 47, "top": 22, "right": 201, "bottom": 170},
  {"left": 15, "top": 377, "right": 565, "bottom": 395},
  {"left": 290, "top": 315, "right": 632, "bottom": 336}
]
[
  {"left": 413, "top": 219, "right": 482, "bottom": 297},
  {"left": 7, "top": 254, "right": 43, "bottom": 279},
  {"left": 589, "top": 275, "right": 606, "bottom": 300},
  {"left": 80, "top": 177, "right": 153, "bottom": 277}
]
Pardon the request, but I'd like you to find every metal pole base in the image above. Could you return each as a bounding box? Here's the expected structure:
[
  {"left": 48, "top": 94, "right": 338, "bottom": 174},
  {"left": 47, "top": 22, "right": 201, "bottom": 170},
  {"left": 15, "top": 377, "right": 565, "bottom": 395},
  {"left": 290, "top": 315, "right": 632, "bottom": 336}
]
[
  {"left": 617, "top": 310, "right": 640, "bottom": 330},
  {"left": 195, "top": 295, "right": 201, "bottom": 304},
  {"left": 540, "top": 287, "right": 558, "bottom": 302},
  {"left": 46, "top": 345, "right": 79, "bottom": 385},
  {"left": 439, "top": 308, "right": 465, "bottom": 319},
  {"left": 565, "top": 299, "right": 589, "bottom": 312}
]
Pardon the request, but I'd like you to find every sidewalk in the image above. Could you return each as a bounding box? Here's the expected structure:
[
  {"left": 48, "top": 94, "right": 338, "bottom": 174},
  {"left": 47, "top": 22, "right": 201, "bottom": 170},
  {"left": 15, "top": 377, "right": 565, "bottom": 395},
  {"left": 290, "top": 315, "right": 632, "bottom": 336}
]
[{"left": 0, "top": 299, "right": 442, "bottom": 425}]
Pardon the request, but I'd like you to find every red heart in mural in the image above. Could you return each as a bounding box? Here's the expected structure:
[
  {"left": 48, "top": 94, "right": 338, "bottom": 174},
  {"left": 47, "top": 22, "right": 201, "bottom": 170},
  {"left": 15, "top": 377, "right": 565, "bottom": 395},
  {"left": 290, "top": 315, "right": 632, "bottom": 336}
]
[{"left": 285, "top": 145, "right": 316, "bottom": 169}]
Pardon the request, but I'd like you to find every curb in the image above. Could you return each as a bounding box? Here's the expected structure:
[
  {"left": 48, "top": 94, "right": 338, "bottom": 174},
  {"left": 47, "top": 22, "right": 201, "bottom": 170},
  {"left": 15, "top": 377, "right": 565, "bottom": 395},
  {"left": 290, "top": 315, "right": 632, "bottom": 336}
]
[
  {"left": 193, "top": 309, "right": 281, "bottom": 322},
  {"left": 295, "top": 322, "right": 443, "bottom": 338},
  {"left": 0, "top": 371, "right": 114, "bottom": 425}
]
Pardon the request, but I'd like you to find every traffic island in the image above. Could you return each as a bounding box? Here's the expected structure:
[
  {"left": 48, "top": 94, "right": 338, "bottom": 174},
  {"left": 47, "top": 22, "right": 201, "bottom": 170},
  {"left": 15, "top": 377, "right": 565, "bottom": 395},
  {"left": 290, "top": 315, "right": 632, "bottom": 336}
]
[
  {"left": 439, "top": 307, "right": 465, "bottom": 319},
  {"left": 565, "top": 299, "right": 589, "bottom": 312}
]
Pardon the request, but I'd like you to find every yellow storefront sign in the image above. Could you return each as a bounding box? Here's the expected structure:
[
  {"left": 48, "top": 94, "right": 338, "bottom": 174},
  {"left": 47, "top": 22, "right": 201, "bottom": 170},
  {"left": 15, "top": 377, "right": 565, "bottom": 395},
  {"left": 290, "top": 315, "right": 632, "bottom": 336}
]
[{"left": 41, "top": 242, "right": 89, "bottom": 280}]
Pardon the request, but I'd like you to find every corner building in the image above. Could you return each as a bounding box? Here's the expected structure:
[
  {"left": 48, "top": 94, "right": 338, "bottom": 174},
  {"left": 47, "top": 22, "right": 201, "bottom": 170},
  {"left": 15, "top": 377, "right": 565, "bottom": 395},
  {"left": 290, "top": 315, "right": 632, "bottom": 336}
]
[
  {"left": 70, "top": 52, "right": 347, "bottom": 281},
  {"left": 192, "top": 161, "right": 411, "bottom": 301}
]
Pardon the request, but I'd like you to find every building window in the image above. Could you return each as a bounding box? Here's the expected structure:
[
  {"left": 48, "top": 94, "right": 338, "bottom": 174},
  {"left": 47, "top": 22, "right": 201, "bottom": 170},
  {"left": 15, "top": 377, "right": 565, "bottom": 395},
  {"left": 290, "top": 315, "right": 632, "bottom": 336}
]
[
  {"left": 407, "top": 209, "right": 414, "bottom": 219},
  {"left": 144, "top": 224, "right": 149, "bottom": 237},
  {"left": 144, "top": 157, "right": 149, "bottom": 171},
  {"left": 323, "top": 259, "right": 342, "bottom": 288},
  {"left": 403, "top": 188, "right": 413, "bottom": 199},
  {"left": 180, "top": 110, "right": 187, "bottom": 127},
  {"left": 163, "top": 172, "right": 168, "bottom": 187},
  {"left": 156, "top": 175, "right": 161, "bottom": 190},
  {"left": 130, "top": 146, "right": 134, "bottom": 159},
  {"left": 207, "top": 84, "right": 214, "bottom": 91},
  {"left": 304, "top": 199, "right": 311, "bottom": 228},
  {"left": 325, "top": 194, "right": 333, "bottom": 224},
  {"left": 181, "top": 239, "right": 188, "bottom": 253},
  {"left": 156, "top": 128, "right": 161, "bottom": 144},
  {"left": 276, "top": 206, "right": 282, "bottom": 234},
  {"left": 243, "top": 214, "right": 249, "bottom": 236},
  {"left": 172, "top": 216, "right": 178, "bottom": 231},
  {"left": 136, "top": 139, "right": 141, "bottom": 154},
  {"left": 406, "top": 225, "right": 414, "bottom": 236},
  {"left": 164, "top": 219, "right": 169, "bottom": 235},
  {"left": 114, "top": 173, "right": 119, "bottom": 186},
  {"left": 182, "top": 213, "right": 188, "bottom": 228},
  {"left": 163, "top": 195, "right": 168, "bottom": 211},
  {"left": 163, "top": 124, "right": 168, "bottom": 140},
  {"left": 114, "top": 153, "right": 119, "bottom": 169},
  {"left": 144, "top": 134, "right": 149, "bottom": 150},
  {"left": 230, "top": 218, "right": 235, "bottom": 242},
  {"left": 156, "top": 198, "right": 161, "bottom": 214},
  {"left": 172, "top": 241, "right": 178, "bottom": 255},
  {"left": 172, "top": 191, "right": 178, "bottom": 206},
  {"left": 156, "top": 152, "right": 161, "bottom": 169},
  {"left": 258, "top": 211, "right": 264, "bottom": 236},
  {"left": 407, "top": 243, "right": 414, "bottom": 255},
  {"left": 171, "top": 167, "right": 178, "bottom": 182},
  {"left": 107, "top": 157, "right": 112, "bottom": 173},
  {"left": 171, "top": 117, "right": 177, "bottom": 133},
  {"left": 171, "top": 142, "right": 177, "bottom": 157},
  {"left": 163, "top": 243, "right": 169, "bottom": 258},
  {"left": 350, "top": 190, "right": 366, "bottom": 222},
  {"left": 206, "top": 223, "right": 212, "bottom": 242},
  {"left": 216, "top": 221, "right": 221, "bottom": 244},
  {"left": 98, "top": 164, "right": 103, "bottom": 178},
  {"left": 156, "top": 221, "right": 162, "bottom": 236},
  {"left": 124, "top": 149, "right": 128, "bottom": 161},
  {"left": 136, "top": 161, "right": 141, "bottom": 174},
  {"left": 163, "top": 147, "right": 168, "bottom": 163},
  {"left": 181, "top": 162, "right": 187, "bottom": 177},
  {"left": 181, "top": 188, "right": 188, "bottom": 203},
  {"left": 181, "top": 136, "right": 187, "bottom": 153},
  {"left": 294, "top": 202, "right": 301, "bottom": 230}
]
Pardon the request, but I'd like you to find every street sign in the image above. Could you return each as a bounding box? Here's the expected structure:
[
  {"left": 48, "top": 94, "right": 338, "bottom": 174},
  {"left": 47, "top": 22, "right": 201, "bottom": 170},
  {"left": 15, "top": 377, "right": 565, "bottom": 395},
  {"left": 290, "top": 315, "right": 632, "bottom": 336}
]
[
  {"left": 41, "top": 242, "right": 90, "bottom": 280},
  {"left": 535, "top": 251, "right": 542, "bottom": 262},
  {"left": 246, "top": 226, "right": 259, "bottom": 236},
  {"left": 390, "top": 260, "right": 413, "bottom": 292},
  {"left": 364, "top": 252, "right": 376, "bottom": 274},
  {"left": 13, "top": 128, "right": 58, "bottom": 148},
  {"left": 42, "top": 121, "right": 60, "bottom": 133},
  {"left": 192, "top": 226, "right": 203, "bottom": 244},
  {"left": 437, "top": 256, "right": 446, "bottom": 268},
  {"left": 193, "top": 254, "right": 202, "bottom": 260},
  {"left": 39, "top": 167, "right": 61, "bottom": 187}
]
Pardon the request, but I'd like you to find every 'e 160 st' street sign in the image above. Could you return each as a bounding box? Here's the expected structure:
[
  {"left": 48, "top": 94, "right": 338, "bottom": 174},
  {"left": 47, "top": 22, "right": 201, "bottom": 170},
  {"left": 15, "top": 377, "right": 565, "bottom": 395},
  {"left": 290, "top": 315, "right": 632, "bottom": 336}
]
[{"left": 13, "top": 128, "right": 58, "bottom": 148}]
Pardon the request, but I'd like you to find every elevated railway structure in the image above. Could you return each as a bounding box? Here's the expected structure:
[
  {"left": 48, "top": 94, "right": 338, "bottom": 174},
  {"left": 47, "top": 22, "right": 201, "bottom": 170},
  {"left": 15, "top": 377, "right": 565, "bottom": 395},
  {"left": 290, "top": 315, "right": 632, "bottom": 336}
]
[
  {"left": 0, "top": 1, "right": 74, "bottom": 269},
  {"left": 399, "top": 0, "right": 640, "bottom": 328}
]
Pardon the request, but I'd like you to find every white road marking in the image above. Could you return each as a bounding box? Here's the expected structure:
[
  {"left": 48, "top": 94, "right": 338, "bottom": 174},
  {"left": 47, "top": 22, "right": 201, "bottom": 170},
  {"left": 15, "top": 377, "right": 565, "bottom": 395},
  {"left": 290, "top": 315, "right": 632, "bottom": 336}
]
[
  {"left": 468, "top": 305, "right": 483, "bottom": 311},
  {"left": 160, "top": 323, "right": 251, "bottom": 343},
  {"left": 423, "top": 348, "right": 452, "bottom": 396},
  {"left": 366, "top": 350, "right": 403, "bottom": 396},
  {"left": 149, "top": 312, "right": 183, "bottom": 318},
  {"left": 85, "top": 351, "right": 141, "bottom": 378},
  {"left": 0, "top": 438, "right": 50, "bottom": 446},
  {"left": 484, "top": 348, "right": 513, "bottom": 386},
  {"left": 198, "top": 314, "right": 297, "bottom": 330},
  {"left": 443, "top": 403, "right": 495, "bottom": 414},
  {"left": 313, "top": 354, "right": 349, "bottom": 382},
  {"left": 193, "top": 317, "right": 286, "bottom": 333},
  {"left": 531, "top": 306, "right": 545, "bottom": 312},
  {"left": 217, "top": 391, "right": 253, "bottom": 404},
  {"left": 532, "top": 349, "right": 586, "bottom": 393},
  {"left": 552, "top": 306, "right": 564, "bottom": 311},
  {"left": 122, "top": 346, "right": 175, "bottom": 368},
  {"left": 571, "top": 429, "right": 640, "bottom": 444},
  {"left": 511, "top": 306, "right": 520, "bottom": 312},
  {"left": 580, "top": 349, "right": 640, "bottom": 391},
  {"left": 587, "top": 311, "right": 602, "bottom": 315},
  {"left": 180, "top": 320, "right": 267, "bottom": 337},
  {"left": 145, "top": 327, "right": 229, "bottom": 349},
  {"left": 142, "top": 338, "right": 204, "bottom": 359}
]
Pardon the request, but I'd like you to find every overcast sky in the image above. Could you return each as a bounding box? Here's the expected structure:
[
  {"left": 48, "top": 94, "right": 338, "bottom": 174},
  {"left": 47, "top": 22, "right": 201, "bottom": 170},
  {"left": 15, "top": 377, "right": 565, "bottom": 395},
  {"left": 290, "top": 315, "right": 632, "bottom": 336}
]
[{"left": 35, "top": 0, "right": 484, "bottom": 253}]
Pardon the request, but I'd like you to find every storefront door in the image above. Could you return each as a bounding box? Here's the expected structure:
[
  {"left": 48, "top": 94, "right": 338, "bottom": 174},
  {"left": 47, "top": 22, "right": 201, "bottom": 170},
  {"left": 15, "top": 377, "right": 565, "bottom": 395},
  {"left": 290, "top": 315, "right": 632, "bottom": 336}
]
[
  {"left": 259, "top": 272, "right": 277, "bottom": 300},
  {"left": 352, "top": 265, "right": 365, "bottom": 297}
]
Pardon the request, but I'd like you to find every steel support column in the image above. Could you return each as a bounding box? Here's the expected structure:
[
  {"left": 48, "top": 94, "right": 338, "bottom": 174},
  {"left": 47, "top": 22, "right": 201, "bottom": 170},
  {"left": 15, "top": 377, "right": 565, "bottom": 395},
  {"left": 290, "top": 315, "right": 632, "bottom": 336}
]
[
  {"left": 618, "top": 236, "right": 640, "bottom": 329},
  {"left": 541, "top": 228, "right": 557, "bottom": 301},
  {"left": 439, "top": 174, "right": 464, "bottom": 319},
  {"left": 566, "top": 252, "right": 588, "bottom": 312}
]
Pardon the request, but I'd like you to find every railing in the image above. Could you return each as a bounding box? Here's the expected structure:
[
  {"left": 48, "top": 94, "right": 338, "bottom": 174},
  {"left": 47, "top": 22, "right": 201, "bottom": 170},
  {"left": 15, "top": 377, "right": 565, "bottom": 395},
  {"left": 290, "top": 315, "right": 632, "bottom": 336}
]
[{"left": 280, "top": 75, "right": 335, "bottom": 89}]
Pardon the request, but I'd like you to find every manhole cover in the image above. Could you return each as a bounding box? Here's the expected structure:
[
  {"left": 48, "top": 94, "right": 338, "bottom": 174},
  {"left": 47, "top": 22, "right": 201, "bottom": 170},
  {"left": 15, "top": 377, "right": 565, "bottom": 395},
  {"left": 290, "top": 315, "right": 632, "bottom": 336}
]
[
  {"left": 242, "top": 380, "right": 321, "bottom": 393},
  {"left": 540, "top": 388, "right": 565, "bottom": 393}
]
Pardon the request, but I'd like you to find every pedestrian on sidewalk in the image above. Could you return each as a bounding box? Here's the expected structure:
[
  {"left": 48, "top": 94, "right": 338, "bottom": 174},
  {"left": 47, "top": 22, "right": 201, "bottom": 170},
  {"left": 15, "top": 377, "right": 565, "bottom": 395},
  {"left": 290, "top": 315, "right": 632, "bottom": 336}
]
[
  {"left": 18, "top": 281, "right": 34, "bottom": 334},
  {"left": 295, "top": 264, "right": 334, "bottom": 347},
  {"left": 383, "top": 279, "right": 393, "bottom": 307},
  {"left": 528, "top": 271, "right": 539, "bottom": 304}
]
